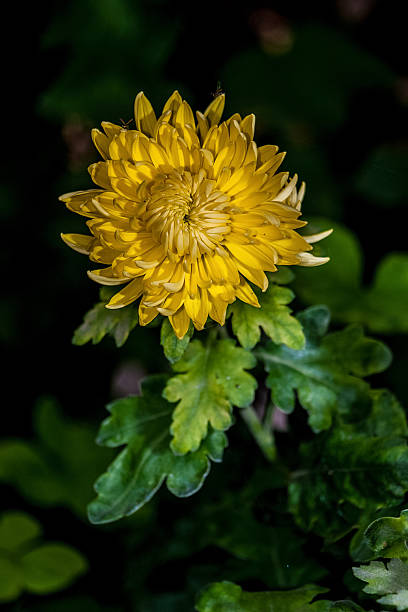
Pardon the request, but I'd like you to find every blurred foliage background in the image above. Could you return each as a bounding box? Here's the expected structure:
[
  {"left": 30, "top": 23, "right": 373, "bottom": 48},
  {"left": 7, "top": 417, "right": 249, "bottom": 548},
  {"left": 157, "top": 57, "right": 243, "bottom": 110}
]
[{"left": 2, "top": 0, "right": 408, "bottom": 609}]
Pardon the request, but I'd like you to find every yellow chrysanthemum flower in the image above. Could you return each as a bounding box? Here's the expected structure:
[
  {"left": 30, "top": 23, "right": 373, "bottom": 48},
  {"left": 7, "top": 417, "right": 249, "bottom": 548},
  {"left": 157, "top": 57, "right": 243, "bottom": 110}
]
[{"left": 60, "top": 91, "right": 331, "bottom": 339}]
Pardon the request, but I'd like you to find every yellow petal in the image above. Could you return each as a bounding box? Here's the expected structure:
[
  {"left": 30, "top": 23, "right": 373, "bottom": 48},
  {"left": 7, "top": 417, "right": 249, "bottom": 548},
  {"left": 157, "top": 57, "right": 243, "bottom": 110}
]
[
  {"left": 88, "top": 162, "right": 111, "bottom": 190},
  {"left": 226, "top": 242, "right": 266, "bottom": 270},
  {"left": 169, "top": 307, "right": 191, "bottom": 339},
  {"left": 196, "top": 111, "right": 209, "bottom": 142},
  {"left": 235, "top": 280, "right": 260, "bottom": 307},
  {"left": 234, "top": 261, "right": 268, "bottom": 291},
  {"left": 89, "top": 244, "right": 116, "bottom": 264},
  {"left": 204, "top": 94, "right": 225, "bottom": 126},
  {"left": 163, "top": 90, "right": 182, "bottom": 117},
  {"left": 87, "top": 267, "right": 130, "bottom": 286},
  {"left": 59, "top": 189, "right": 106, "bottom": 218},
  {"left": 209, "top": 298, "right": 228, "bottom": 326},
  {"left": 175, "top": 100, "right": 196, "bottom": 132},
  {"left": 274, "top": 174, "right": 298, "bottom": 202},
  {"left": 92, "top": 129, "right": 109, "bottom": 159},
  {"left": 101, "top": 121, "right": 122, "bottom": 140},
  {"left": 255, "top": 151, "right": 286, "bottom": 176},
  {"left": 240, "top": 114, "right": 256, "bottom": 141},
  {"left": 134, "top": 92, "right": 157, "bottom": 137},
  {"left": 139, "top": 304, "right": 159, "bottom": 326},
  {"left": 106, "top": 277, "right": 144, "bottom": 309},
  {"left": 61, "top": 233, "right": 94, "bottom": 254}
]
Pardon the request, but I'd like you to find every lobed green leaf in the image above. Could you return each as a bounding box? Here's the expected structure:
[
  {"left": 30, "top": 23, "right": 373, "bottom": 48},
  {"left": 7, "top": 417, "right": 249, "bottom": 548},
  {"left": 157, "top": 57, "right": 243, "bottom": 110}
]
[
  {"left": 73, "top": 287, "right": 138, "bottom": 347},
  {"left": 164, "top": 337, "right": 257, "bottom": 455},
  {"left": 88, "top": 375, "right": 227, "bottom": 523},
  {"left": 289, "top": 389, "right": 408, "bottom": 542},
  {"left": 259, "top": 305, "right": 391, "bottom": 432},
  {"left": 195, "top": 581, "right": 340, "bottom": 611},
  {"left": 353, "top": 559, "right": 408, "bottom": 610},
  {"left": 229, "top": 283, "right": 305, "bottom": 350}
]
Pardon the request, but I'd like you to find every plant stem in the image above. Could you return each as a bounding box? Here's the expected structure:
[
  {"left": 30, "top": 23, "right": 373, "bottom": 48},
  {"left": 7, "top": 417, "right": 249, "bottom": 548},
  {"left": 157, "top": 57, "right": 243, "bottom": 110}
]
[
  {"left": 218, "top": 325, "right": 229, "bottom": 339},
  {"left": 241, "top": 405, "right": 277, "bottom": 462}
]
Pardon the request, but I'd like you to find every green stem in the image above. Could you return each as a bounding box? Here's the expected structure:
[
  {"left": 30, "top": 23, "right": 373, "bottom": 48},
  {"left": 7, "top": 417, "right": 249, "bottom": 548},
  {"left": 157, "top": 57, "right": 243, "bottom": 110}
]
[
  {"left": 218, "top": 325, "right": 229, "bottom": 339},
  {"left": 241, "top": 405, "right": 277, "bottom": 462},
  {"left": 207, "top": 326, "right": 218, "bottom": 344}
]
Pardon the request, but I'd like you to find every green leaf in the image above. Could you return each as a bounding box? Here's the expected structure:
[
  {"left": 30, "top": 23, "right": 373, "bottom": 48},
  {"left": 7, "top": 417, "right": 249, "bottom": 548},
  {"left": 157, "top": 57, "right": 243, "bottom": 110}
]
[
  {"left": 353, "top": 559, "right": 408, "bottom": 611},
  {"left": 164, "top": 337, "right": 257, "bottom": 454},
  {"left": 365, "top": 509, "right": 408, "bottom": 560},
  {"left": 229, "top": 283, "right": 305, "bottom": 350},
  {"left": 0, "top": 397, "right": 113, "bottom": 516},
  {"left": 0, "top": 512, "right": 87, "bottom": 602},
  {"left": 349, "top": 504, "right": 405, "bottom": 563},
  {"left": 329, "top": 604, "right": 367, "bottom": 611},
  {"left": 73, "top": 288, "right": 139, "bottom": 347},
  {"left": 294, "top": 220, "right": 408, "bottom": 334},
  {"left": 195, "top": 582, "right": 330, "bottom": 611},
  {"left": 259, "top": 306, "right": 391, "bottom": 432},
  {"left": 160, "top": 317, "right": 193, "bottom": 363},
  {"left": 289, "top": 390, "right": 408, "bottom": 542},
  {"left": 207, "top": 512, "right": 327, "bottom": 588},
  {"left": 268, "top": 267, "right": 296, "bottom": 285},
  {"left": 22, "top": 544, "right": 88, "bottom": 594},
  {"left": 0, "top": 512, "right": 41, "bottom": 552},
  {"left": 88, "top": 375, "right": 227, "bottom": 524},
  {"left": 0, "top": 557, "right": 23, "bottom": 603}
]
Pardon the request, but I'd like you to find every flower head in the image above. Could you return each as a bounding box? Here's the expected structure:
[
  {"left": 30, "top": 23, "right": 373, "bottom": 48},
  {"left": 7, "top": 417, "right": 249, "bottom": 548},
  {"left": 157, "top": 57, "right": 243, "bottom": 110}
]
[{"left": 60, "top": 91, "right": 330, "bottom": 338}]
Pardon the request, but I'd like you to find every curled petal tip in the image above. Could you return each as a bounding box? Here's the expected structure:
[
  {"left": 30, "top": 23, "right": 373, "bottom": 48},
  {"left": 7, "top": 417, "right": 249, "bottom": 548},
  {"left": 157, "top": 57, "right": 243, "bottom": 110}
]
[
  {"left": 87, "top": 270, "right": 128, "bottom": 286},
  {"left": 304, "top": 228, "right": 333, "bottom": 244},
  {"left": 298, "top": 252, "right": 330, "bottom": 267}
]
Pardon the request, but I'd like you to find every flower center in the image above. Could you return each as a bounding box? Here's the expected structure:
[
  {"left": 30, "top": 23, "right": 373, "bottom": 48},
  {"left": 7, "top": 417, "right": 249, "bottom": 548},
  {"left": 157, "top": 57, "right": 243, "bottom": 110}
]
[{"left": 143, "top": 170, "right": 231, "bottom": 260}]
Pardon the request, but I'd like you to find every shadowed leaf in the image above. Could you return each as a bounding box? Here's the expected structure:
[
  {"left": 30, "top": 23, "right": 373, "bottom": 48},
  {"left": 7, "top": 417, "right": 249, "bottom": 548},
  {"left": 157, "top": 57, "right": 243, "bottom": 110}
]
[
  {"left": 259, "top": 306, "right": 391, "bottom": 432},
  {"left": 88, "top": 375, "right": 227, "bottom": 523}
]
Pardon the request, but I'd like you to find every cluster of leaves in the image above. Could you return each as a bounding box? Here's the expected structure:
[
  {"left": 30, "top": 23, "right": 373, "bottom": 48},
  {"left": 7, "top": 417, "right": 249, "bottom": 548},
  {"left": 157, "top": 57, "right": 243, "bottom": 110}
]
[
  {"left": 6, "top": 269, "right": 408, "bottom": 609},
  {"left": 77, "top": 269, "right": 408, "bottom": 609},
  {"left": 0, "top": 396, "right": 113, "bottom": 516},
  {"left": 0, "top": 512, "right": 87, "bottom": 603},
  {"left": 83, "top": 276, "right": 310, "bottom": 523}
]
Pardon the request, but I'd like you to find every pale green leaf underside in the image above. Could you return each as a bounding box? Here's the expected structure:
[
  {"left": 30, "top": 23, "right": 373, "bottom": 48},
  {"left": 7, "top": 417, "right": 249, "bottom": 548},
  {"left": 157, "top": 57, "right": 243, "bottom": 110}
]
[{"left": 354, "top": 559, "right": 408, "bottom": 611}]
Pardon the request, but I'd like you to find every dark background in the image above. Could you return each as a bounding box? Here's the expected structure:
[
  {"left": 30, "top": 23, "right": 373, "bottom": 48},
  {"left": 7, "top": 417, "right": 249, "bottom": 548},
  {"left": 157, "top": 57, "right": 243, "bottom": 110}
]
[{"left": 1, "top": 0, "right": 408, "bottom": 609}]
